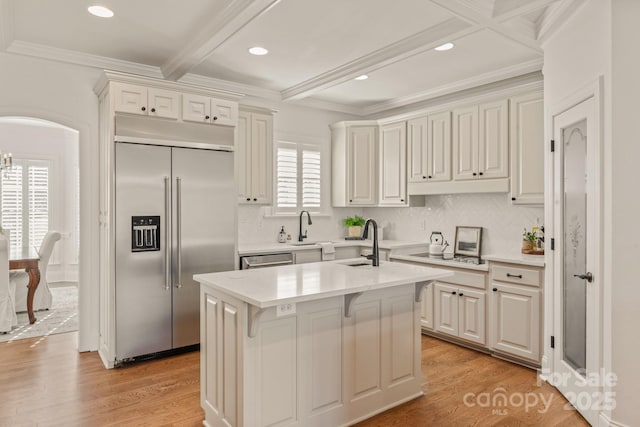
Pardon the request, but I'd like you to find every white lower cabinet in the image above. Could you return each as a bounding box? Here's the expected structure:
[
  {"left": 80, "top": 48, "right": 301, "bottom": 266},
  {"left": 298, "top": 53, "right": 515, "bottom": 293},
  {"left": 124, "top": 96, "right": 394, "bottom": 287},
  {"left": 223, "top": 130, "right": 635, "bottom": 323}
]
[
  {"left": 489, "top": 263, "right": 542, "bottom": 363},
  {"left": 434, "top": 282, "right": 486, "bottom": 345}
]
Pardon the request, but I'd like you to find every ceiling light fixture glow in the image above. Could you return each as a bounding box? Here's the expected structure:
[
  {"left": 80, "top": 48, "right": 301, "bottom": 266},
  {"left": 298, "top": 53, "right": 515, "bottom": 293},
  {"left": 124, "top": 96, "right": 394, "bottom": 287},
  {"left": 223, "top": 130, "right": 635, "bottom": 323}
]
[
  {"left": 248, "top": 46, "right": 269, "bottom": 56},
  {"left": 434, "top": 42, "right": 454, "bottom": 51},
  {"left": 354, "top": 75, "right": 369, "bottom": 81},
  {"left": 88, "top": 5, "right": 114, "bottom": 18}
]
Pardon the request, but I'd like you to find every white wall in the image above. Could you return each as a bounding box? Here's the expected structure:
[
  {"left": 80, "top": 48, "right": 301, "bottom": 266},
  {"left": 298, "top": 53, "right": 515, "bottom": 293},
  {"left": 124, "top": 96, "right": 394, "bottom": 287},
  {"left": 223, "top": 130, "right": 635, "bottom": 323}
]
[
  {"left": 0, "top": 119, "right": 79, "bottom": 283},
  {"left": 0, "top": 52, "right": 102, "bottom": 351},
  {"left": 364, "top": 194, "right": 543, "bottom": 254},
  {"left": 543, "top": 1, "right": 640, "bottom": 425}
]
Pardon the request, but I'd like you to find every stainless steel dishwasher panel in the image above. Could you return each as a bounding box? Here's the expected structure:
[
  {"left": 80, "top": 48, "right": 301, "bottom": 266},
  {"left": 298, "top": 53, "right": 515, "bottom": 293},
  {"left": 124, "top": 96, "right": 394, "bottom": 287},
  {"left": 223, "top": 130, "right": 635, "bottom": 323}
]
[{"left": 240, "top": 253, "right": 294, "bottom": 269}]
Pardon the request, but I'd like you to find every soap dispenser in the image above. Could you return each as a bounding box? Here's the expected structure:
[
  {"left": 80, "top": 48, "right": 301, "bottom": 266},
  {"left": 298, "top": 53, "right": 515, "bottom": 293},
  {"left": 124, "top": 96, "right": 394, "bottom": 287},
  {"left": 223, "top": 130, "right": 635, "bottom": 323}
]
[{"left": 278, "top": 226, "right": 287, "bottom": 243}]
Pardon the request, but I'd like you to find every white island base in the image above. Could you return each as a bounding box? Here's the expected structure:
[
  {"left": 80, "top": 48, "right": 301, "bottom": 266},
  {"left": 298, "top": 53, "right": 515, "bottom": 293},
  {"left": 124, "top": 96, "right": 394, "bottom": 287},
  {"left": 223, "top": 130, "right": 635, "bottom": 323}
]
[{"left": 196, "top": 261, "right": 451, "bottom": 427}]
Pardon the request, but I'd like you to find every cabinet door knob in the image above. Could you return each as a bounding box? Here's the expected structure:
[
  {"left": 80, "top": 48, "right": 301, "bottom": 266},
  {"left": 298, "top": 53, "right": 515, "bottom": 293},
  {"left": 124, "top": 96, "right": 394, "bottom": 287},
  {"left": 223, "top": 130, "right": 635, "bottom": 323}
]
[
  {"left": 472, "top": 172, "right": 477, "bottom": 176},
  {"left": 349, "top": 199, "right": 353, "bottom": 203},
  {"left": 141, "top": 106, "right": 146, "bottom": 112},
  {"left": 205, "top": 115, "right": 210, "bottom": 120},
  {"left": 451, "top": 291, "right": 456, "bottom": 295},
  {"left": 422, "top": 176, "right": 426, "bottom": 179},
  {"left": 151, "top": 107, "right": 156, "bottom": 113},
  {"left": 493, "top": 288, "right": 498, "bottom": 292},
  {"left": 400, "top": 199, "right": 405, "bottom": 202},
  {"left": 459, "top": 293, "right": 464, "bottom": 297},
  {"left": 253, "top": 198, "right": 257, "bottom": 202},
  {"left": 213, "top": 116, "right": 218, "bottom": 121},
  {"left": 246, "top": 197, "right": 251, "bottom": 201},
  {"left": 511, "top": 197, "right": 516, "bottom": 201},
  {"left": 479, "top": 172, "right": 484, "bottom": 176},
  {"left": 428, "top": 175, "right": 432, "bottom": 179}
]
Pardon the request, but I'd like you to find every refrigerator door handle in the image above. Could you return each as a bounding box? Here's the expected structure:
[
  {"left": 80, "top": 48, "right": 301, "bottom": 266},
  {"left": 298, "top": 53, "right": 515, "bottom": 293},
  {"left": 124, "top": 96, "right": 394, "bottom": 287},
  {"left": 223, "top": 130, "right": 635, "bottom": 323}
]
[
  {"left": 176, "top": 176, "right": 183, "bottom": 289},
  {"left": 164, "top": 176, "right": 171, "bottom": 291}
]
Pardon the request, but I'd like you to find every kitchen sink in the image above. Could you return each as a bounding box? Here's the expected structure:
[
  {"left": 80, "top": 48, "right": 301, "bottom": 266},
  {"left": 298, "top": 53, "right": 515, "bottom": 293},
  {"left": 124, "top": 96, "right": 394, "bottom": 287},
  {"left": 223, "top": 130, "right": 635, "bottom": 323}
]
[
  {"left": 345, "top": 262, "right": 371, "bottom": 267},
  {"left": 289, "top": 242, "right": 318, "bottom": 246}
]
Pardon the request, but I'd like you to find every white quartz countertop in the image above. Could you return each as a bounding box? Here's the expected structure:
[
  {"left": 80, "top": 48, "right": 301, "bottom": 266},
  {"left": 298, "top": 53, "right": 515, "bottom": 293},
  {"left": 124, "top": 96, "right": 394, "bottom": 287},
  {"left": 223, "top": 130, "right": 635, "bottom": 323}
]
[
  {"left": 390, "top": 254, "right": 490, "bottom": 272},
  {"left": 482, "top": 253, "right": 545, "bottom": 267},
  {"left": 237, "top": 240, "right": 428, "bottom": 256},
  {"left": 194, "top": 259, "right": 451, "bottom": 308}
]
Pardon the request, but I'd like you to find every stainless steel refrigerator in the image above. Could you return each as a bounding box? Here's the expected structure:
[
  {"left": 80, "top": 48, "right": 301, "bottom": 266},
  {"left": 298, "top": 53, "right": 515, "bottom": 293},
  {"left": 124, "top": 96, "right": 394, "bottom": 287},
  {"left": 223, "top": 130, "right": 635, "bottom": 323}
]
[{"left": 114, "top": 142, "right": 235, "bottom": 363}]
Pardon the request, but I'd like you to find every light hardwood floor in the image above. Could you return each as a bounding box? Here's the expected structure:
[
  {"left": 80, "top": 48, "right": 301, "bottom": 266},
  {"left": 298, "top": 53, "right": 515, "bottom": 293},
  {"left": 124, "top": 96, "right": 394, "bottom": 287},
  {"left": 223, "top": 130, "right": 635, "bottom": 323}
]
[{"left": 0, "top": 332, "right": 588, "bottom": 426}]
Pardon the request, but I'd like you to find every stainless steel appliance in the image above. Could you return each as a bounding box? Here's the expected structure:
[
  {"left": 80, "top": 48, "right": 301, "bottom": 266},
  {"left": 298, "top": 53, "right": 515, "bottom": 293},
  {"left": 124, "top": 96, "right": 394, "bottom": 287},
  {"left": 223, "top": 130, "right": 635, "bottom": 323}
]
[
  {"left": 115, "top": 142, "right": 235, "bottom": 363},
  {"left": 240, "top": 253, "right": 294, "bottom": 269}
]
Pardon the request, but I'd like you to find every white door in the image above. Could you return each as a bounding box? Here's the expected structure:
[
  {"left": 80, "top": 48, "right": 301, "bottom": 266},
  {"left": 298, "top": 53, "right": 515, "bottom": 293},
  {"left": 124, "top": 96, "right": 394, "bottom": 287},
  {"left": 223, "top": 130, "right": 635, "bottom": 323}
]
[
  {"left": 182, "top": 93, "right": 211, "bottom": 123},
  {"left": 236, "top": 112, "right": 251, "bottom": 203},
  {"left": 420, "top": 282, "right": 434, "bottom": 330},
  {"left": 452, "top": 106, "right": 478, "bottom": 180},
  {"left": 113, "top": 82, "right": 147, "bottom": 115},
  {"left": 211, "top": 98, "right": 238, "bottom": 126},
  {"left": 478, "top": 100, "right": 508, "bottom": 179},
  {"left": 347, "top": 126, "right": 377, "bottom": 205},
  {"left": 427, "top": 111, "right": 451, "bottom": 182},
  {"left": 457, "top": 288, "right": 485, "bottom": 345},
  {"left": 434, "top": 283, "right": 458, "bottom": 336},
  {"left": 147, "top": 88, "right": 179, "bottom": 120},
  {"left": 407, "top": 116, "right": 428, "bottom": 183},
  {"left": 552, "top": 97, "right": 601, "bottom": 424},
  {"left": 249, "top": 113, "right": 273, "bottom": 204}
]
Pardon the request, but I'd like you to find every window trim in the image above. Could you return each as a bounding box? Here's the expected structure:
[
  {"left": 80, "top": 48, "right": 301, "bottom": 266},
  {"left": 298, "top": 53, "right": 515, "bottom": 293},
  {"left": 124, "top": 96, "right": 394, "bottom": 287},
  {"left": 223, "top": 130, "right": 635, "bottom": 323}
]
[{"left": 271, "top": 133, "right": 330, "bottom": 216}]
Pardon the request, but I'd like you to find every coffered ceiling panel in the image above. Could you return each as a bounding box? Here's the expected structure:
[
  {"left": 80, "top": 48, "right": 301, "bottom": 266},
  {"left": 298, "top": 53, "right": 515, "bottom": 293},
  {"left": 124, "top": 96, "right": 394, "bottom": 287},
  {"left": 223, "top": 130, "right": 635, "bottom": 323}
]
[
  {"left": 12, "top": 0, "right": 228, "bottom": 65},
  {"left": 192, "top": 0, "right": 456, "bottom": 89},
  {"left": 312, "top": 29, "right": 540, "bottom": 107}
]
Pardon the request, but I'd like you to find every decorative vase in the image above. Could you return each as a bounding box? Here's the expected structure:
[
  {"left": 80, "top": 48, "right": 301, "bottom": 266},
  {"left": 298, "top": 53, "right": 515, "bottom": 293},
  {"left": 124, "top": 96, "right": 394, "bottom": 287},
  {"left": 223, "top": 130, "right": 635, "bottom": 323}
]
[
  {"left": 521, "top": 240, "right": 533, "bottom": 254},
  {"left": 348, "top": 226, "right": 362, "bottom": 238}
]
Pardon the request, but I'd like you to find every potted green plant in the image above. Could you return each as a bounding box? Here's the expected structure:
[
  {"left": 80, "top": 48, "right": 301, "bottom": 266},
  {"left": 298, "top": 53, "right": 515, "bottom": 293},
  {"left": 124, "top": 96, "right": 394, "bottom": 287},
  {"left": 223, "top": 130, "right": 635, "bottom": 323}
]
[
  {"left": 343, "top": 215, "right": 366, "bottom": 237},
  {"left": 522, "top": 228, "right": 537, "bottom": 253}
]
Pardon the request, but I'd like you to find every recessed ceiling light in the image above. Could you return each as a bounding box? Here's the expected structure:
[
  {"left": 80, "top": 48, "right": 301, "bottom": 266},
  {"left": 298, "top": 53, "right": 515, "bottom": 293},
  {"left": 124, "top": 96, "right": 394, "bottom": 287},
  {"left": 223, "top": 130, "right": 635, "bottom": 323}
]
[
  {"left": 248, "top": 46, "right": 269, "bottom": 56},
  {"left": 434, "top": 42, "right": 454, "bottom": 51},
  {"left": 88, "top": 5, "right": 114, "bottom": 18},
  {"left": 354, "top": 75, "right": 369, "bottom": 81}
]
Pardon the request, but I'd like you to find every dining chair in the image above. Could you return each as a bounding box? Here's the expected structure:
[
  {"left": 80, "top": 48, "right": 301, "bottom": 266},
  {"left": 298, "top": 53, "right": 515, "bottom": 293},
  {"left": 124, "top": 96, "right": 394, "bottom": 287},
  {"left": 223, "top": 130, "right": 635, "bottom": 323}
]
[
  {"left": 12, "top": 231, "right": 62, "bottom": 313},
  {"left": 0, "top": 234, "right": 17, "bottom": 333}
]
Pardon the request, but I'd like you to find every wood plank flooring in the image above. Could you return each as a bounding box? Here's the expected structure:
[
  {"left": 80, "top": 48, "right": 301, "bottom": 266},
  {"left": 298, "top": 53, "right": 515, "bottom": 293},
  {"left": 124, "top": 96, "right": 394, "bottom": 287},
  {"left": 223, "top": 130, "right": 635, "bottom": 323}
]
[{"left": 0, "top": 332, "right": 588, "bottom": 426}]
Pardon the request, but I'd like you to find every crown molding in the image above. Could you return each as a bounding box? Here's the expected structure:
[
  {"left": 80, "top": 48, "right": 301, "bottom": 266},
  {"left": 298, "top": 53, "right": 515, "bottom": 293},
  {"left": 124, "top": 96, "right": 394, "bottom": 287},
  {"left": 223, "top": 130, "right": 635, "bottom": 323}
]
[
  {"left": 493, "top": 0, "right": 560, "bottom": 22},
  {"left": 502, "top": 17, "right": 537, "bottom": 41},
  {"left": 6, "top": 40, "right": 164, "bottom": 78},
  {"left": 361, "top": 58, "right": 543, "bottom": 116},
  {"left": 291, "top": 98, "right": 365, "bottom": 117},
  {"left": 281, "top": 18, "right": 477, "bottom": 101},
  {"left": 0, "top": 0, "right": 14, "bottom": 50},
  {"left": 180, "top": 73, "right": 281, "bottom": 101},
  {"left": 538, "top": 0, "right": 586, "bottom": 45},
  {"left": 160, "top": 0, "right": 281, "bottom": 81}
]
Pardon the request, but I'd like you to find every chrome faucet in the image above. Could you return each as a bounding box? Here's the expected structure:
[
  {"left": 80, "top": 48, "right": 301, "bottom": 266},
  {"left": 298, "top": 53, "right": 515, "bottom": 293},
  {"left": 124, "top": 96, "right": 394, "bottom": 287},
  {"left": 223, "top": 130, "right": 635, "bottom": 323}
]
[
  {"left": 298, "top": 210, "right": 313, "bottom": 242},
  {"left": 362, "top": 218, "right": 379, "bottom": 267}
]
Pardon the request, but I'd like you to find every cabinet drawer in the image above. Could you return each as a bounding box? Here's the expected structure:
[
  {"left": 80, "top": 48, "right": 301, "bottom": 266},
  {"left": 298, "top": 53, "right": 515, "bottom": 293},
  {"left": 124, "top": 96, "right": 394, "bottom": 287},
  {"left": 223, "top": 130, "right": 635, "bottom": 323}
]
[
  {"left": 439, "top": 269, "right": 486, "bottom": 290},
  {"left": 491, "top": 265, "right": 540, "bottom": 287}
]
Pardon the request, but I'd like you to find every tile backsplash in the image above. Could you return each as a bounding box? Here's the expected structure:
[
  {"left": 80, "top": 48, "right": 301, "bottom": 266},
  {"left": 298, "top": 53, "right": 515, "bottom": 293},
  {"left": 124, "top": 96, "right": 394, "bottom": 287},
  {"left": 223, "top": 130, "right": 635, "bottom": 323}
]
[
  {"left": 363, "top": 193, "right": 544, "bottom": 255},
  {"left": 238, "top": 205, "right": 364, "bottom": 245}
]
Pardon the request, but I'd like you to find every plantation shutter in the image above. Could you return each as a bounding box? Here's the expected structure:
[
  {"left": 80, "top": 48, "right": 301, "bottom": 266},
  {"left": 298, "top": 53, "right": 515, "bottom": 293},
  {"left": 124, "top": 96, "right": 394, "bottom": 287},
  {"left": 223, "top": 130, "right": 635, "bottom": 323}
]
[
  {"left": 276, "top": 145, "right": 298, "bottom": 209},
  {"left": 28, "top": 164, "right": 49, "bottom": 250},
  {"left": 1, "top": 164, "right": 24, "bottom": 254},
  {"left": 302, "top": 149, "right": 321, "bottom": 208},
  {"left": 0, "top": 160, "right": 50, "bottom": 252}
]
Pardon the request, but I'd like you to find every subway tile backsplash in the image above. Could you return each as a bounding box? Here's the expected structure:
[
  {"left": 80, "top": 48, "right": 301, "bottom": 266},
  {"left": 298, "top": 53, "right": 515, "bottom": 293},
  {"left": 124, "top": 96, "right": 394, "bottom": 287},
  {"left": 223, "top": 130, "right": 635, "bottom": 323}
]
[{"left": 363, "top": 193, "right": 544, "bottom": 255}]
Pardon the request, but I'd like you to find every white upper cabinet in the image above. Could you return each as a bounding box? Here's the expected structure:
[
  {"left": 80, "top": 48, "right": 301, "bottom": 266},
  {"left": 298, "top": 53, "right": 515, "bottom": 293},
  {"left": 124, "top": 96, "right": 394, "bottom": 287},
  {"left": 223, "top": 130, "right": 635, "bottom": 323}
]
[
  {"left": 113, "top": 83, "right": 180, "bottom": 119},
  {"left": 478, "top": 100, "right": 509, "bottom": 179},
  {"left": 379, "top": 122, "right": 407, "bottom": 206},
  {"left": 453, "top": 100, "right": 508, "bottom": 181},
  {"left": 408, "top": 112, "right": 451, "bottom": 184},
  {"left": 236, "top": 110, "right": 273, "bottom": 204},
  {"left": 182, "top": 93, "right": 238, "bottom": 126},
  {"left": 331, "top": 122, "right": 378, "bottom": 207},
  {"left": 509, "top": 92, "right": 544, "bottom": 205}
]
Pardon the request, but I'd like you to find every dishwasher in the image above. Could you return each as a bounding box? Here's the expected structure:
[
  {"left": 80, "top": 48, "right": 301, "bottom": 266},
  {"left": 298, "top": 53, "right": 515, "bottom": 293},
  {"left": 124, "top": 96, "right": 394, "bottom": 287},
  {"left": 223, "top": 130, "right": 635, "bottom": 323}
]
[{"left": 240, "top": 252, "right": 294, "bottom": 269}]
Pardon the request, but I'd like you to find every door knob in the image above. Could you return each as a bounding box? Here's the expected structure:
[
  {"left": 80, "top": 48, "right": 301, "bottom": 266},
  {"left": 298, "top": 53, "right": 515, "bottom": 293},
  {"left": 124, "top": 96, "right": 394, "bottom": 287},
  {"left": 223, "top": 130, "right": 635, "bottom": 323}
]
[{"left": 573, "top": 272, "right": 593, "bottom": 283}]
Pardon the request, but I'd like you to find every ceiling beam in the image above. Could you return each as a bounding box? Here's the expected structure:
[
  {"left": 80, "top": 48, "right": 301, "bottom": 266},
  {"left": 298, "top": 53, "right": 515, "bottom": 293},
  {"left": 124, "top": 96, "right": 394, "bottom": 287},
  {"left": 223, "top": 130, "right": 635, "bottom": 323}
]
[
  {"left": 281, "top": 18, "right": 477, "bottom": 101},
  {"left": 537, "top": 0, "right": 585, "bottom": 44},
  {"left": 161, "top": 0, "right": 281, "bottom": 81},
  {"left": 430, "top": 0, "right": 543, "bottom": 53},
  {"left": 0, "top": 0, "right": 14, "bottom": 51},
  {"left": 492, "top": 0, "right": 560, "bottom": 22}
]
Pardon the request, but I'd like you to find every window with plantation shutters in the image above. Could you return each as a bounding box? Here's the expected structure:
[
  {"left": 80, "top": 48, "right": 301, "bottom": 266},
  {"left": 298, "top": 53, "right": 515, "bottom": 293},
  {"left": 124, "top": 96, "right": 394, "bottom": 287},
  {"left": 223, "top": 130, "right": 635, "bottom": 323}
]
[
  {"left": 275, "top": 140, "right": 325, "bottom": 214},
  {"left": 0, "top": 160, "right": 50, "bottom": 253}
]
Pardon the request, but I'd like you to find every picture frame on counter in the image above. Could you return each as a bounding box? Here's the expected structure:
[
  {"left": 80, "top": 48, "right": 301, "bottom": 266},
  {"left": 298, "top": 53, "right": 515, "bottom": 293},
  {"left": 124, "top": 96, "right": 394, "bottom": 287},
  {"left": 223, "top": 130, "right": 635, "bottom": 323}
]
[{"left": 454, "top": 226, "right": 483, "bottom": 258}]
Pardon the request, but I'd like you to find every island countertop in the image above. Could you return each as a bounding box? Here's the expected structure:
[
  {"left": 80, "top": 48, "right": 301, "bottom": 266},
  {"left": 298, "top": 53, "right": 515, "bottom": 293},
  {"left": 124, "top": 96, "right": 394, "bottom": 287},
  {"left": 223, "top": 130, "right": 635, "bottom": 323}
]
[{"left": 194, "top": 259, "right": 452, "bottom": 308}]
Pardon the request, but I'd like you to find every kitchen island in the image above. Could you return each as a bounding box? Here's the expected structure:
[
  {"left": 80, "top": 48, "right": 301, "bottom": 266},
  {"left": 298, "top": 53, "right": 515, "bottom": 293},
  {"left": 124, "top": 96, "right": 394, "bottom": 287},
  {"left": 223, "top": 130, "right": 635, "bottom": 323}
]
[{"left": 194, "top": 259, "right": 451, "bottom": 427}]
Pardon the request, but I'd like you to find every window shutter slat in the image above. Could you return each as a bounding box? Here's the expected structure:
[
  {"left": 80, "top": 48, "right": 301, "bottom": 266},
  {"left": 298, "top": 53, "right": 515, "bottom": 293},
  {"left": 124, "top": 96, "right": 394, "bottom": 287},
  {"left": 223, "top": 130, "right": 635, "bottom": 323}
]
[
  {"left": 276, "top": 147, "right": 298, "bottom": 208},
  {"left": 302, "top": 150, "right": 321, "bottom": 208}
]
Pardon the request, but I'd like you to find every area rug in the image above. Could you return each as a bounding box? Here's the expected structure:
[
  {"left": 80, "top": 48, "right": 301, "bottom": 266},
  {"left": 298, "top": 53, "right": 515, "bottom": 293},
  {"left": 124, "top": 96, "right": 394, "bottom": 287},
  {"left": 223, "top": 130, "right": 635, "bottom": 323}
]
[{"left": 0, "top": 286, "right": 78, "bottom": 343}]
